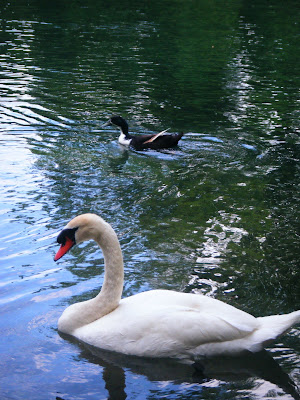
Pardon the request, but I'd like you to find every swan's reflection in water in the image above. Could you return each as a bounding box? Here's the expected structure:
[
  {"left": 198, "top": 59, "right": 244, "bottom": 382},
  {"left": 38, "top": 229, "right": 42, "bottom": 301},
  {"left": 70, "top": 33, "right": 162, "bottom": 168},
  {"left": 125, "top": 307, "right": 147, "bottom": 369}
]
[{"left": 60, "top": 333, "right": 300, "bottom": 400}]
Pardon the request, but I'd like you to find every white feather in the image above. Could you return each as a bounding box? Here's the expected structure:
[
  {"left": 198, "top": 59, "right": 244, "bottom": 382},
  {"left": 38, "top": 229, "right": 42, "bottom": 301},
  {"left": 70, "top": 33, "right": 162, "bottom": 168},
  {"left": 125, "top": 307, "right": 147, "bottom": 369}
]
[{"left": 118, "top": 132, "right": 131, "bottom": 146}]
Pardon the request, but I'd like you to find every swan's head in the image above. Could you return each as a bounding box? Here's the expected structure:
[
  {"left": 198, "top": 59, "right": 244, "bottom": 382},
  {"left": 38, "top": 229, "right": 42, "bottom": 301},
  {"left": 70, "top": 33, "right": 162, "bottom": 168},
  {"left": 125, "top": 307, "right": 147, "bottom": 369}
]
[{"left": 54, "top": 213, "right": 108, "bottom": 261}]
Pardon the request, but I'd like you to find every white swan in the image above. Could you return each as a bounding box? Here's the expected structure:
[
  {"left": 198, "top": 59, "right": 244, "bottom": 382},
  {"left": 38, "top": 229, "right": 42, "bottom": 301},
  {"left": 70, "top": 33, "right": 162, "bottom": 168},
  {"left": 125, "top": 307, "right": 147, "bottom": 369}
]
[{"left": 54, "top": 213, "right": 300, "bottom": 362}]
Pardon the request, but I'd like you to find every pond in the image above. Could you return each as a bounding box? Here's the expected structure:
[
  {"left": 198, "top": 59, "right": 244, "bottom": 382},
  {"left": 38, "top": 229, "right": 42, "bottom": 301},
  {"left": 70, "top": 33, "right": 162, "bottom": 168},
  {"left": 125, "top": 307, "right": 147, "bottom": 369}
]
[{"left": 0, "top": 0, "right": 299, "bottom": 399}]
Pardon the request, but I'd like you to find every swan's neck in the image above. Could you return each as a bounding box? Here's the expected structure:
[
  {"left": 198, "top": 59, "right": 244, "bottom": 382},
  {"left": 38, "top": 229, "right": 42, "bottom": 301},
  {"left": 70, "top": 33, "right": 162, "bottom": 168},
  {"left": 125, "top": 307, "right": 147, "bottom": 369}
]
[
  {"left": 58, "top": 220, "right": 124, "bottom": 334},
  {"left": 95, "top": 222, "right": 124, "bottom": 306}
]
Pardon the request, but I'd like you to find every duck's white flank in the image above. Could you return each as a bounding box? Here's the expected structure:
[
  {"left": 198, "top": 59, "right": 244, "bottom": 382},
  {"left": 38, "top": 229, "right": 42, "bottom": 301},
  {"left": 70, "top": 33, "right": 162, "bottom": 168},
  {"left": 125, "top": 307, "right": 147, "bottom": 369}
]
[
  {"left": 56, "top": 213, "right": 300, "bottom": 362},
  {"left": 118, "top": 131, "right": 132, "bottom": 146}
]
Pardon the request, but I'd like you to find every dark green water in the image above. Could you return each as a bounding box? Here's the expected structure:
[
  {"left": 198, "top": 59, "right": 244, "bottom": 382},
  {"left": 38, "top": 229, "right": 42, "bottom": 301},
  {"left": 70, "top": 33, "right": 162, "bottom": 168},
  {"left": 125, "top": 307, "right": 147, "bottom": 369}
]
[{"left": 0, "top": 0, "right": 299, "bottom": 399}]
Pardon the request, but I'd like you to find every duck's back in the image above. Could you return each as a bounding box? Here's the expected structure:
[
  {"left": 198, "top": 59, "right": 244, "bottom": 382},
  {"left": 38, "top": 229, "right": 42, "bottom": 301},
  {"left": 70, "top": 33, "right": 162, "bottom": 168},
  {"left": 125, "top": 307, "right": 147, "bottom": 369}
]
[{"left": 132, "top": 132, "right": 184, "bottom": 150}]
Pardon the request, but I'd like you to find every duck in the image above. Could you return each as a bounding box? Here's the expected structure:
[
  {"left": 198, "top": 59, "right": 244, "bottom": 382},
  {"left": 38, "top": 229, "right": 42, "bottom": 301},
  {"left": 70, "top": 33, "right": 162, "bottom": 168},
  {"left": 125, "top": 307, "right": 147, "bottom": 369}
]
[
  {"left": 103, "top": 115, "right": 184, "bottom": 150},
  {"left": 54, "top": 213, "right": 300, "bottom": 362}
]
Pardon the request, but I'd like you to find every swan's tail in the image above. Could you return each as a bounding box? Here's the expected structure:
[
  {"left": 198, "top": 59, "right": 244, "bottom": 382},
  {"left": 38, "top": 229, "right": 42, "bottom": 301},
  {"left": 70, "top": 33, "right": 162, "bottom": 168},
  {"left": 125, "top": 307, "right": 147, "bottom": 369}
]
[{"left": 250, "top": 310, "right": 300, "bottom": 351}]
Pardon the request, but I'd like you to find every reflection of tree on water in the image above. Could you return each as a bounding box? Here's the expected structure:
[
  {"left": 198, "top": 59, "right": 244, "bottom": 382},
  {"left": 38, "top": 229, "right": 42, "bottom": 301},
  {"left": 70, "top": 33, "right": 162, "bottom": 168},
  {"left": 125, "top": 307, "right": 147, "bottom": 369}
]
[{"left": 60, "top": 333, "right": 299, "bottom": 400}]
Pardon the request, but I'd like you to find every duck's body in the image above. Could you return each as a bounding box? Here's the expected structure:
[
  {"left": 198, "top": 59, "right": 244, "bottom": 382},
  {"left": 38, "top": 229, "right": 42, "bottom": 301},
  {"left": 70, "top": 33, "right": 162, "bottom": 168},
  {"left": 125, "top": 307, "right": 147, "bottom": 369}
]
[
  {"left": 105, "top": 115, "right": 183, "bottom": 150},
  {"left": 54, "top": 214, "right": 300, "bottom": 362}
]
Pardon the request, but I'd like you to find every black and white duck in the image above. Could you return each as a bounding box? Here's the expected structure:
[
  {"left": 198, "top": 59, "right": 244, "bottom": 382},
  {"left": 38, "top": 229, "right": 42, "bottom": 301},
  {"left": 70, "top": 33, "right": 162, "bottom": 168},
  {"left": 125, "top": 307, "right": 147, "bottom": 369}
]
[{"left": 104, "top": 115, "right": 184, "bottom": 150}]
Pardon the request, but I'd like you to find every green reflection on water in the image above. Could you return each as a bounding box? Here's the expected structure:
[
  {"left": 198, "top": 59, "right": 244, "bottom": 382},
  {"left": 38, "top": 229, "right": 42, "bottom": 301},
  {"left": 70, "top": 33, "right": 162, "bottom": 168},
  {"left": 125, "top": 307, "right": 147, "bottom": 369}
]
[{"left": 1, "top": 0, "right": 299, "bottom": 398}]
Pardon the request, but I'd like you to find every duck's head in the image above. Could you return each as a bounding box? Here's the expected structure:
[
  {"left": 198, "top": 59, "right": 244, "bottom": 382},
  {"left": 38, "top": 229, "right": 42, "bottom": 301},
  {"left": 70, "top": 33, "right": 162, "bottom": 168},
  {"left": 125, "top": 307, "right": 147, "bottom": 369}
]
[
  {"left": 103, "top": 115, "right": 128, "bottom": 133},
  {"left": 110, "top": 115, "right": 127, "bottom": 128}
]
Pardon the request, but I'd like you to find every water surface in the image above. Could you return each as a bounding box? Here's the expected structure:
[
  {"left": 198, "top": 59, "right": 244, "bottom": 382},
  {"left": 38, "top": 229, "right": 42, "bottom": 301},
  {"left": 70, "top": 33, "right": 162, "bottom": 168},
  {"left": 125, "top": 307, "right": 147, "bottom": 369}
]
[{"left": 0, "top": 0, "right": 299, "bottom": 399}]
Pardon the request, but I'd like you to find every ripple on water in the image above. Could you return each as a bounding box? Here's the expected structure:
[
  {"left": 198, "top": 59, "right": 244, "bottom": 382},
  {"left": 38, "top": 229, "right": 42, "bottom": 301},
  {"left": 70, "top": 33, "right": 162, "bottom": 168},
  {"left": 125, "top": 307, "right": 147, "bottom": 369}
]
[{"left": 0, "top": 9, "right": 299, "bottom": 400}]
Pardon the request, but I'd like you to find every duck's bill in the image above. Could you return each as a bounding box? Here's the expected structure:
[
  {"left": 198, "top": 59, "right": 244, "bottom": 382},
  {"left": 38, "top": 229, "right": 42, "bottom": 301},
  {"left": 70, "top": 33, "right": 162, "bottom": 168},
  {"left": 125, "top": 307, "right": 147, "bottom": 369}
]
[
  {"left": 54, "top": 237, "right": 75, "bottom": 261},
  {"left": 101, "top": 119, "right": 111, "bottom": 128}
]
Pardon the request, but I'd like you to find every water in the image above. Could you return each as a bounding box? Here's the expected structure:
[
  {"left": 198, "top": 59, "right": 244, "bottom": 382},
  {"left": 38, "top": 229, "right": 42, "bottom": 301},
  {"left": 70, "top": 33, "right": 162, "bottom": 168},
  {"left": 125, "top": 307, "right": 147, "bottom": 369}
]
[{"left": 0, "top": 0, "right": 299, "bottom": 399}]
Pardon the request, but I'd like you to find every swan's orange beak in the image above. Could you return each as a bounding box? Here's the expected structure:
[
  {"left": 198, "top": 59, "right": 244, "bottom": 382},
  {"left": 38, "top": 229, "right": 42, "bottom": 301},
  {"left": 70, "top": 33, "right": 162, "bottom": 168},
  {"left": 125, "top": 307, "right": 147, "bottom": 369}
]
[{"left": 54, "top": 237, "right": 75, "bottom": 261}]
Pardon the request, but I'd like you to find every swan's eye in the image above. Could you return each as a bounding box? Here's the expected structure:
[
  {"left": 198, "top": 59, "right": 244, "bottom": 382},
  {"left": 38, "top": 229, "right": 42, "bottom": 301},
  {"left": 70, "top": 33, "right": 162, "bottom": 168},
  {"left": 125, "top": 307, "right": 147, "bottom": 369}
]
[{"left": 57, "top": 227, "right": 78, "bottom": 246}]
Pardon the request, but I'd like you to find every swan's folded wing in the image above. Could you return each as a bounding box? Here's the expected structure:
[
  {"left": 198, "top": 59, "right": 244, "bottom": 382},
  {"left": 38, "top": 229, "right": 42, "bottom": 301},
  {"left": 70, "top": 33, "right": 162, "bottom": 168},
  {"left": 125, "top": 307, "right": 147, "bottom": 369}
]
[
  {"left": 74, "top": 301, "right": 260, "bottom": 358},
  {"left": 156, "top": 306, "right": 259, "bottom": 348}
]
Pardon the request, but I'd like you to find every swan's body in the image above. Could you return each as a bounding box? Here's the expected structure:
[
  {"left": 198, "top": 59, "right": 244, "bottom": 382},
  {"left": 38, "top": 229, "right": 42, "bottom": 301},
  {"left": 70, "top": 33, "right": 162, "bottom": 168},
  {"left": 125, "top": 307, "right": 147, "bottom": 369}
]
[
  {"left": 104, "top": 115, "right": 184, "bottom": 150},
  {"left": 55, "top": 214, "right": 300, "bottom": 362}
]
